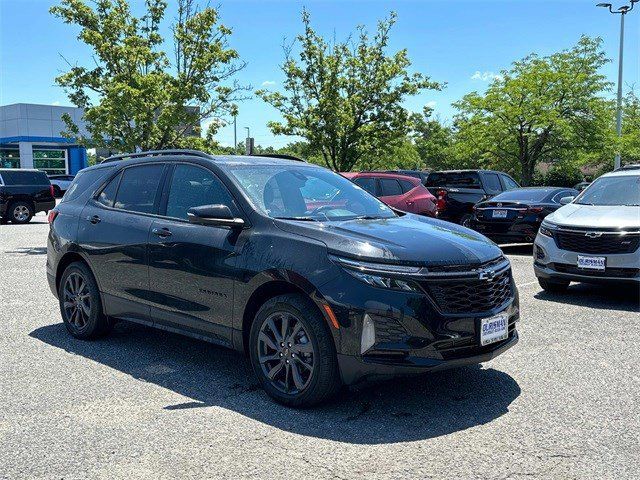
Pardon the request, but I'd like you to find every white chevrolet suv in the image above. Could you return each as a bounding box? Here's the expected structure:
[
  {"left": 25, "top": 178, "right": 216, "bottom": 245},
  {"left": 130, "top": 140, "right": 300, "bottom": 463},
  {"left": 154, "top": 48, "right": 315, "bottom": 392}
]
[{"left": 534, "top": 165, "right": 640, "bottom": 292}]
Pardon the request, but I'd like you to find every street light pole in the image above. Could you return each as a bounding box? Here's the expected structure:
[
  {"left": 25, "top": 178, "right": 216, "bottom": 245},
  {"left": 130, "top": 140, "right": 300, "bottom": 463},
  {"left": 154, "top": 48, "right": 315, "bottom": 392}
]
[{"left": 597, "top": 1, "right": 637, "bottom": 170}]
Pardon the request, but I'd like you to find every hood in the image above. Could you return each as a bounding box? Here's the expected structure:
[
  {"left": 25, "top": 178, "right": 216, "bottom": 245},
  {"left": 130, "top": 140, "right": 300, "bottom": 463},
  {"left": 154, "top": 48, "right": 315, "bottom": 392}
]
[
  {"left": 546, "top": 204, "right": 640, "bottom": 229},
  {"left": 275, "top": 214, "right": 502, "bottom": 268}
]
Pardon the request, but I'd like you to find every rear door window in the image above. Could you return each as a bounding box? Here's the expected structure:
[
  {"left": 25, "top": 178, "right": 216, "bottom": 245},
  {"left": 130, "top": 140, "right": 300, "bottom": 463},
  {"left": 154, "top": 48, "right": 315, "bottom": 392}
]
[
  {"left": 482, "top": 173, "right": 502, "bottom": 194},
  {"left": 97, "top": 172, "right": 121, "bottom": 208},
  {"left": 398, "top": 179, "right": 415, "bottom": 193},
  {"left": 113, "top": 164, "right": 165, "bottom": 214},
  {"left": 380, "top": 178, "right": 403, "bottom": 196}
]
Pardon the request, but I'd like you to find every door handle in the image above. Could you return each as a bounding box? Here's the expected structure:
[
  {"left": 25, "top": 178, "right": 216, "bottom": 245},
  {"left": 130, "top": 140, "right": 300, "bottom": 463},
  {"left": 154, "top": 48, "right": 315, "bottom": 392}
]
[
  {"left": 87, "top": 215, "right": 101, "bottom": 224},
  {"left": 152, "top": 227, "right": 172, "bottom": 238}
]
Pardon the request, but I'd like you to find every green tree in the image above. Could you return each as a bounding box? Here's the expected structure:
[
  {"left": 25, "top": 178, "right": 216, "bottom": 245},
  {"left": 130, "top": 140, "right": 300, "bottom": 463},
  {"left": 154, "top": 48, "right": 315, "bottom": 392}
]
[
  {"left": 257, "top": 10, "right": 441, "bottom": 172},
  {"left": 410, "top": 106, "right": 454, "bottom": 170},
  {"left": 621, "top": 89, "right": 640, "bottom": 165},
  {"left": 453, "top": 36, "right": 613, "bottom": 185},
  {"left": 50, "top": 0, "right": 248, "bottom": 152}
]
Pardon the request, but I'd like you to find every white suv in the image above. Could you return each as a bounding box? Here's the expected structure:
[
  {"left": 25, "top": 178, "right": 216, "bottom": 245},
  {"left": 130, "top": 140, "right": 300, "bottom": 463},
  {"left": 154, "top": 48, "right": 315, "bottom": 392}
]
[{"left": 534, "top": 165, "right": 640, "bottom": 292}]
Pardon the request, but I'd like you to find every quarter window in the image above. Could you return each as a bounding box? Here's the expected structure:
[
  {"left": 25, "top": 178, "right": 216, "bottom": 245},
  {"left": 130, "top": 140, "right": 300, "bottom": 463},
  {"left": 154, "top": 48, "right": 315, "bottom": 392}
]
[
  {"left": 165, "top": 164, "right": 235, "bottom": 220},
  {"left": 501, "top": 175, "right": 520, "bottom": 191},
  {"left": 483, "top": 173, "right": 502, "bottom": 194}
]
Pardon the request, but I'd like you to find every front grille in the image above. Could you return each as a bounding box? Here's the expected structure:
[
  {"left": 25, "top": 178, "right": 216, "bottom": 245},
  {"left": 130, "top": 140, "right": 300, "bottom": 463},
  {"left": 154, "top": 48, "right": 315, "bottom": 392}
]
[
  {"left": 552, "top": 263, "right": 639, "bottom": 279},
  {"left": 554, "top": 230, "right": 640, "bottom": 254},
  {"left": 420, "top": 268, "right": 513, "bottom": 314}
]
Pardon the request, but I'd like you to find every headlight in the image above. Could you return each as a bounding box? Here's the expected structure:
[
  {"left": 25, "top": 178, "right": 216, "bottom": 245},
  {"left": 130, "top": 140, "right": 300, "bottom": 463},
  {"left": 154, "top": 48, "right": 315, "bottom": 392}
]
[
  {"left": 329, "top": 255, "right": 422, "bottom": 292},
  {"left": 539, "top": 224, "right": 554, "bottom": 238}
]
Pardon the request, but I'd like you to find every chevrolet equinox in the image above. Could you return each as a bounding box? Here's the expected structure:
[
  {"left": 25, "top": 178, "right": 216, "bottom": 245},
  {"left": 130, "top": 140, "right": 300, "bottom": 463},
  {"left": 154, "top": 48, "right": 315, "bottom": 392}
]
[{"left": 47, "top": 150, "right": 519, "bottom": 406}]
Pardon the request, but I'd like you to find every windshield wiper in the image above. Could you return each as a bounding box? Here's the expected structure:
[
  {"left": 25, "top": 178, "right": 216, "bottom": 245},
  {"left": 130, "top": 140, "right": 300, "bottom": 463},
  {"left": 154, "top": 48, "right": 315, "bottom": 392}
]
[
  {"left": 274, "top": 216, "right": 320, "bottom": 222},
  {"left": 351, "top": 215, "right": 390, "bottom": 220}
]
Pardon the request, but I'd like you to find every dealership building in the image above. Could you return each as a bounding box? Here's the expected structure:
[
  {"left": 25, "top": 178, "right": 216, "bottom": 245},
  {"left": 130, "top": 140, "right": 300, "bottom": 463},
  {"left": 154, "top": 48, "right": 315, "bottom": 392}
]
[{"left": 0, "top": 103, "right": 90, "bottom": 175}]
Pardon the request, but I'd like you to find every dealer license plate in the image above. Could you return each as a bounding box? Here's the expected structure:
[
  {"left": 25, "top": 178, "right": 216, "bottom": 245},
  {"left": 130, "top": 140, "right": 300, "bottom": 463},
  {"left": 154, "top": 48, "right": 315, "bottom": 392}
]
[
  {"left": 577, "top": 255, "right": 606, "bottom": 271},
  {"left": 492, "top": 209, "right": 508, "bottom": 218},
  {"left": 480, "top": 313, "right": 509, "bottom": 346}
]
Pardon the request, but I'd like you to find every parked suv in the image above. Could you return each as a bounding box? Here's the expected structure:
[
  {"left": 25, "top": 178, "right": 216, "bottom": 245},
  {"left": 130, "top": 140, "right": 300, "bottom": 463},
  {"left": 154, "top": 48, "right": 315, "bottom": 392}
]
[
  {"left": 534, "top": 166, "right": 640, "bottom": 291},
  {"left": 341, "top": 172, "right": 437, "bottom": 217},
  {"left": 47, "top": 150, "right": 519, "bottom": 406},
  {"left": 0, "top": 169, "right": 56, "bottom": 224},
  {"left": 425, "top": 170, "right": 520, "bottom": 226}
]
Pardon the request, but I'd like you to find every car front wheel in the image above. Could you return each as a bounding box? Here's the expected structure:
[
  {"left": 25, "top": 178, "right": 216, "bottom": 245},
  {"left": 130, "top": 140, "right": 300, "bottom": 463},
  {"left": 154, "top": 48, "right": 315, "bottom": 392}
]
[
  {"left": 249, "top": 294, "right": 341, "bottom": 407},
  {"left": 538, "top": 278, "right": 570, "bottom": 293}
]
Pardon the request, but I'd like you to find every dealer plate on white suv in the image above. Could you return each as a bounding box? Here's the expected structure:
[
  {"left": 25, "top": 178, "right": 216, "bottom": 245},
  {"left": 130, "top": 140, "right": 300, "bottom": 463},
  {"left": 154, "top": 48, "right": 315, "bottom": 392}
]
[
  {"left": 577, "top": 255, "right": 606, "bottom": 271},
  {"left": 480, "top": 313, "right": 509, "bottom": 346}
]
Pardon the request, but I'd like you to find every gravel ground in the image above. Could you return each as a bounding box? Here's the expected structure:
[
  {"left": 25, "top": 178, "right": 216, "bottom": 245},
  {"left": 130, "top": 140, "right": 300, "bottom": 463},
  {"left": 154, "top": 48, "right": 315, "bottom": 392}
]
[{"left": 1, "top": 213, "right": 639, "bottom": 479}]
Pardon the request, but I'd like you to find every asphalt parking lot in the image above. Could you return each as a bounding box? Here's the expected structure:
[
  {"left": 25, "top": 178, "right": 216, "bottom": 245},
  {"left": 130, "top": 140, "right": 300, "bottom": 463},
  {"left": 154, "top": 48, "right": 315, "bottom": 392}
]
[{"left": 1, "top": 213, "right": 639, "bottom": 479}]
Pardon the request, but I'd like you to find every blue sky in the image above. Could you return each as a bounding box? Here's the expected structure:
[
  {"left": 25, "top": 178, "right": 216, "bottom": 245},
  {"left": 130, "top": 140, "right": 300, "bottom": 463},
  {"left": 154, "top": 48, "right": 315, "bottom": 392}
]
[{"left": 1, "top": 0, "right": 638, "bottom": 148}]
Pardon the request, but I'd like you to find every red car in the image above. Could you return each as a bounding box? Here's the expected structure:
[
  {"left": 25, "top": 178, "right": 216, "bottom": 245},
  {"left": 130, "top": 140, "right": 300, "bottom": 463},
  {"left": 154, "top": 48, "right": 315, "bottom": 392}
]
[{"left": 341, "top": 172, "right": 437, "bottom": 217}]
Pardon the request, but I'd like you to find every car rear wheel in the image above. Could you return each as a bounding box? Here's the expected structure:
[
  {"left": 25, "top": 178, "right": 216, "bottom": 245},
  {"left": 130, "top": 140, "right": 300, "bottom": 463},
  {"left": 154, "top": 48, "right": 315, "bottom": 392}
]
[
  {"left": 249, "top": 294, "right": 341, "bottom": 407},
  {"left": 538, "top": 278, "right": 570, "bottom": 293},
  {"left": 52, "top": 185, "right": 63, "bottom": 198},
  {"left": 59, "top": 262, "right": 113, "bottom": 339},
  {"left": 9, "top": 201, "right": 33, "bottom": 224}
]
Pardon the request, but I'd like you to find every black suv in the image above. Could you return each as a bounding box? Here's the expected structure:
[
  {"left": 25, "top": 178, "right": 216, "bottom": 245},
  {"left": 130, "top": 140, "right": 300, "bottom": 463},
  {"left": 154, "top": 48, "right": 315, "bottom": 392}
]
[
  {"left": 0, "top": 169, "right": 56, "bottom": 224},
  {"left": 47, "top": 150, "right": 519, "bottom": 406}
]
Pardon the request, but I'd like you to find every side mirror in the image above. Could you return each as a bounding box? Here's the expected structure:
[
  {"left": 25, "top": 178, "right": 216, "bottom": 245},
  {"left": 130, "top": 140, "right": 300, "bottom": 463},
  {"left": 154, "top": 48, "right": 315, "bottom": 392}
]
[
  {"left": 187, "top": 204, "right": 245, "bottom": 228},
  {"left": 559, "top": 196, "right": 575, "bottom": 205}
]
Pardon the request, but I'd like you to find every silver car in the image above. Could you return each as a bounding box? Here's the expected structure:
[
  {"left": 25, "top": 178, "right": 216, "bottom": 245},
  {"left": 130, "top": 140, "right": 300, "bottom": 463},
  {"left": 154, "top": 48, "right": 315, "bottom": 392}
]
[{"left": 534, "top": 165, "right": 640, "bottom": 292}]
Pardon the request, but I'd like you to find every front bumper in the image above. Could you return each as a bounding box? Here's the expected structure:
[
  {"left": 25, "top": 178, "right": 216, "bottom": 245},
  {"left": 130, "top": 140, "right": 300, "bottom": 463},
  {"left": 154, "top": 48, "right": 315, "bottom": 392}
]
[
  {"left": 534, "top": 233, "right": 640, "bottom": 284},
  {"left": 338, "top": 331, "right": 518, "bottom": 385},
  {"left": 320, "top": 263, "right": 520, "bottom": 385}
]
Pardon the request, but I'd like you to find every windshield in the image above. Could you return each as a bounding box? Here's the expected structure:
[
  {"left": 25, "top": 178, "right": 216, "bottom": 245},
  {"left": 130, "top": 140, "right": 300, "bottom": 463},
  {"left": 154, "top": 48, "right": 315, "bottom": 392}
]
[
  {"left": 491, "top": 189, "right": 553, "bottom": 202},
  {"left": 575, "top": 175, "right": 640, "bottom": 206},
  {"left": 227, "top": 165, "right": 396, "bottom": 221}
]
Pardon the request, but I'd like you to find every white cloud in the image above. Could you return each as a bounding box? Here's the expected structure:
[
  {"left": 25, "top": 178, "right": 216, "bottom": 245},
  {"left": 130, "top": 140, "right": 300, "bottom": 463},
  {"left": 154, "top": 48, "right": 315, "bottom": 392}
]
[
  {"left": 261, "top": 80, "right": 276, "bottom": 87},
  {"left": 471, "top": 71, "right": 503, "bottom": 82},
  {"left": 425, "top": 101, "right": 437, "bottom": 109},
  {"left": 52, "top": 101, "right": 61, "bottom": 106}
]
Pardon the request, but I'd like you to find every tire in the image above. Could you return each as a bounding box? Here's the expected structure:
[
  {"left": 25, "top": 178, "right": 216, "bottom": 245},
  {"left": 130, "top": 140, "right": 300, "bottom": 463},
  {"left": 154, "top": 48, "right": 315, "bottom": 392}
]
[
  {"left": 9, "top": 201, "right": 33, "bottom": 224},
  {"left": 58, "top": 261, "right": 113, "bottom": 339},
  {"left": 460, "top": 214, "right": 473, "bottom": 228},
  {"left": 538, "top": 278, "right": 570, "bottom": 293},
  {"left": 249, "top": 294, "right": 341, "bottom": 407}
]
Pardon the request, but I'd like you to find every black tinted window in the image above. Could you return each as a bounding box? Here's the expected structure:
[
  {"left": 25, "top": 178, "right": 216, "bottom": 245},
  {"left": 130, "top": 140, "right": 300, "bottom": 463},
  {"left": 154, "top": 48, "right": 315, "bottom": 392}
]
[
  {"left": 97, "top": 172, "right": 121, "bottom": 207},
  {"left": 113, "top": 165, "right": 164, "bottom": 213},
  {"left": 426, "top": 172, "right": 481, "bottom": 188},
  {"left": 354, "top": 177, "right": 377, "bottom": 195},
  {"left": 483, "top": 173, "right": 502, "bottom": 194},
  {"left": 63, "top": 167, "right": 114, "bottom": 203},
  {"left": 399, "top": 179, "right": 415, "bottom": 193},
  {"left": 0, "top": 170, "right": 50, "bottom": 185},
  {"left": 166, "top": 165, "right": 235, "bottom": 220},
  {"left": 380, "top": 178, "right": 403, "bottom": 196}
]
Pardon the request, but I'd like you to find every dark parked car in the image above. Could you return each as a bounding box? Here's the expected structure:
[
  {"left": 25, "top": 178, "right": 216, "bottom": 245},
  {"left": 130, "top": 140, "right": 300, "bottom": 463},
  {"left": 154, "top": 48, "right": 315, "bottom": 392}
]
[
  {"left": 47, "top": 150, "right": 519, "bottom": 407},
  {"left": 341, "top": 172, "right": 436, "bottom": 217},
  {"left": 471, "top": 187, "right": 580, "bottom": 244},
  {"left": 0, "top": 169, "right": 56, "bottom": 224},
  {"left": 425, "top": 170, "right": 520, "bottom": 227}
]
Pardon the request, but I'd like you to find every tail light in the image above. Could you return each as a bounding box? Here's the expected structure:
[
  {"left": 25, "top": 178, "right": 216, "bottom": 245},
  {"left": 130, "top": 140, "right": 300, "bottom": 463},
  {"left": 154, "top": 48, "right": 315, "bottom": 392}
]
[
  {"left": 48, "top": 210, "right": 59, "bottom": 224},
  {"left": 436, "top": 189, "right": 447, "bottom": 212},
  {"left": 49, "top": 185, "right": 55, "bottom": 198},
  {"left": 526, "top": 206, "right": 544, "bottom": 214}
]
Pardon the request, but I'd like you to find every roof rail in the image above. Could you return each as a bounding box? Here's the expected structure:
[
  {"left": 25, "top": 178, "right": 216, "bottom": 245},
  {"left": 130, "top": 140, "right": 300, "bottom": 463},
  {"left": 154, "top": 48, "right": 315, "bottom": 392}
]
[
  {"left": 250, "top": 153, "right": 306, "bottom": 162},
  {"left": 615, "top": 164, "right": 640, "bottom": 171},
  {"left": 101, "top": 149, "right": 213, "bottom": 164}
]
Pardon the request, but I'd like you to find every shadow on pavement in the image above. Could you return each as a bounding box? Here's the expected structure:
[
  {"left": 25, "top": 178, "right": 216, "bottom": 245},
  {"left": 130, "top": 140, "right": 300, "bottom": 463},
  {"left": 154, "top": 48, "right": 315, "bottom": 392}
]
[
  {"left": 30, "top": 321, "right": 521, "bottom": 444},
  {"left": 535, "top": 282, "right": 640, "bottom": 313}
]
